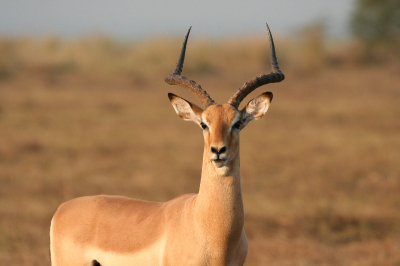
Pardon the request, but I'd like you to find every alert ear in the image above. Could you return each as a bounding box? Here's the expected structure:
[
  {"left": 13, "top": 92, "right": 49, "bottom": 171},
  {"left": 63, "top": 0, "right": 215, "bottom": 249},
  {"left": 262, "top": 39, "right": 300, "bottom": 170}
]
[
  {"left": 241, "top": 92, "right": 273, "bottom": 127},
  {"left": 168, "top": 93, "right": 203, "bottom": 124}
]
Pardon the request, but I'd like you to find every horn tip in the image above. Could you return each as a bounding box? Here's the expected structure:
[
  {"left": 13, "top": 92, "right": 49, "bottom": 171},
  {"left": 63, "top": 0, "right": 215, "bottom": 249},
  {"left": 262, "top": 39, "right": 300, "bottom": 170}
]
[
  {"left": 266, "top": 23, "right": 271, "bottom": 32},
  {"left": 266, "top": 23, "right": 272, "bottom": 38}
]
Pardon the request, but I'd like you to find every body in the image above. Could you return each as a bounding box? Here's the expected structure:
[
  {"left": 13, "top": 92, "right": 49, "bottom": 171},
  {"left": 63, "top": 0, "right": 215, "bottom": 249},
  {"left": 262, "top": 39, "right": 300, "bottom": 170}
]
[
  {"left": 50, "top": 107, "right": 248, "bottom": 265},
  {"left": 51, "top": 194, "right": 247, "bottom": 265},
  {"left": 50, "top": 24, "right": 284, "bottom": 266}
]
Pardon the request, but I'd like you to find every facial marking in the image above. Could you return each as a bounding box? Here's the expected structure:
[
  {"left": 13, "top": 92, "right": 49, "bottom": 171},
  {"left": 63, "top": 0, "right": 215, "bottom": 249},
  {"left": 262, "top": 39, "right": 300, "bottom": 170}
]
[{"left": 201, "top": 104, "right": 241, "bottom": 169}]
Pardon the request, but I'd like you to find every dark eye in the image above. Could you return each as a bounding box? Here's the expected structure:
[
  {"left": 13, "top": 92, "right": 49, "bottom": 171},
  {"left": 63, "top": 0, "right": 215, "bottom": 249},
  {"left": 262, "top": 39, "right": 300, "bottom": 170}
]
[
  {"left": 200, "top": 122, "right": 208, "bottom": 130},
  {"left": 233, "top": 121, "right": 242, "bottom": 130}
]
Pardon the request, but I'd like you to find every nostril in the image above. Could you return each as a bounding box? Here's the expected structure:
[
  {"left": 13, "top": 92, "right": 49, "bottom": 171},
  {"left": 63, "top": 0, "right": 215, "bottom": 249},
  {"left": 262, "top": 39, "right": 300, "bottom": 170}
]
[
  {"left": 211, "top": 146, "right": 226, "bottom": 155},
  {"left": 219, "top": 146, "right": 226, "bottom": 154}
]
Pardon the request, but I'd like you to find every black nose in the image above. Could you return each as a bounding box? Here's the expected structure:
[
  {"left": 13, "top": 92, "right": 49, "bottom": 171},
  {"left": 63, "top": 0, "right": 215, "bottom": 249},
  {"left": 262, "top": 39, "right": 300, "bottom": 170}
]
[{"left": 211, "top": 146, "right": 226, "bottom": 155}]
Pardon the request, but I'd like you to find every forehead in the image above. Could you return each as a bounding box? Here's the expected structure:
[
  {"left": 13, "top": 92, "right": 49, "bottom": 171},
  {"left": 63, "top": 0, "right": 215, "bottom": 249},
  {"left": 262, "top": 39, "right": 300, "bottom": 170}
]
[{"left": 202, "top": 104, "right": 239, "bottom": 123}]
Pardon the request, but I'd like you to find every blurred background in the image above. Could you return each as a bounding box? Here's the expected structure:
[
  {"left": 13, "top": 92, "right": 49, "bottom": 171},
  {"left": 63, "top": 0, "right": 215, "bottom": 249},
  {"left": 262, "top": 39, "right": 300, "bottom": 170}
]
[{"left": 0, "top": 0, "right": 399, "bottom": 265}]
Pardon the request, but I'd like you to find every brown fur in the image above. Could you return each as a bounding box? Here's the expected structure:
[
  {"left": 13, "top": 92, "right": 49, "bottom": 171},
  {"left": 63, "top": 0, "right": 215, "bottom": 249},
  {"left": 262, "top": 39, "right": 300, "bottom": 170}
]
[{"left": 50, "top": 97, "right": 272, "bottom": 265}]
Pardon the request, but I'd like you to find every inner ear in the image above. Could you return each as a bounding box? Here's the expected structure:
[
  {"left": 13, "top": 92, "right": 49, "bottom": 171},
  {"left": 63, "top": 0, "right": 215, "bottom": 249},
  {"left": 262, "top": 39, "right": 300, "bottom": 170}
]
[
  {"left": 168, "top": 93, "right": 203, "bottom": 124},
  {"left": 241, "top": 92, "right": 273, "bottom": 125}
]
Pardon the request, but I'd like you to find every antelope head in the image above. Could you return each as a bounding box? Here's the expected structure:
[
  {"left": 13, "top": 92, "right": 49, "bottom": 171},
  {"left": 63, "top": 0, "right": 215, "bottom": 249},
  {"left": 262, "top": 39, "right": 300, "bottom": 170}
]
[{"left": 165, "top": 25, "right": 284, "bottom": 171}]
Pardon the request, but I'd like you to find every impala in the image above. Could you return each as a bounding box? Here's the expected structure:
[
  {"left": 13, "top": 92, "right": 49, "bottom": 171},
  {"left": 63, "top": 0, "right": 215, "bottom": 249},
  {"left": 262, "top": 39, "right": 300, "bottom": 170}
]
[{"left": 50, "top": 24, "right": 284, "bottom": 266}]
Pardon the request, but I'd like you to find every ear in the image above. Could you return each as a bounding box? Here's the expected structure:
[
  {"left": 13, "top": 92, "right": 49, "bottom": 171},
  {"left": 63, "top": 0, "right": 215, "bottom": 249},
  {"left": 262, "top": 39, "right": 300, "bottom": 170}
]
[
  {"left": 241, "top": 92, "right": 273, "bottom": 126},
  {"left": 168, "top": 93, "right": 203, "bottom": 124}
]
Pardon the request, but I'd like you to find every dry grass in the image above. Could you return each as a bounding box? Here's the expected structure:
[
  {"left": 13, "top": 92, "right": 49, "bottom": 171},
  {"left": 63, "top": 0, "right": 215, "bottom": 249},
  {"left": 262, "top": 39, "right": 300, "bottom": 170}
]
[{"left": 0, "top": 35, "right": 400, "bottom": 265}]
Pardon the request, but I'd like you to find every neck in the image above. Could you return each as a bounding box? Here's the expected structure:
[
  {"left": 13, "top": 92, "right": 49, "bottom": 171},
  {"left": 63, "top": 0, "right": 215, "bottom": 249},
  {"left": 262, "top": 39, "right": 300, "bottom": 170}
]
[{"left": 194, "top": 146, "right": 244, "bottom": 246}]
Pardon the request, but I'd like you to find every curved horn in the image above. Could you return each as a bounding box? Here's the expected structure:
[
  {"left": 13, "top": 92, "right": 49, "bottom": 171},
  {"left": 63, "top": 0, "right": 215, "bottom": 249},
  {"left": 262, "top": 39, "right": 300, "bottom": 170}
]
[
  {"left": 227, "top": 24, "right": 285, "bottom": 108},
  {"left": 165, "top": 27, "right": 216, "bottom": 108}
]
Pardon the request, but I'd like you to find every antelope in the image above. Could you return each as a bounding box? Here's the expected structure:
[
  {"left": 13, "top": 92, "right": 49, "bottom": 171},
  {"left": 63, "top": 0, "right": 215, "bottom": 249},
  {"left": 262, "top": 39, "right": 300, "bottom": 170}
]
[{"left": 50, "top": 24, "right": 284, "bottom": 266}]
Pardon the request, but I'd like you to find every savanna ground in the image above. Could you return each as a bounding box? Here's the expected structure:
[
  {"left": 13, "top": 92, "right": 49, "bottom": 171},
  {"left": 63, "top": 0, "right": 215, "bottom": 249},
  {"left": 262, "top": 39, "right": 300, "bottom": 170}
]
[{"left": 0, "top": 31, "right": 400, "bottom": 265}]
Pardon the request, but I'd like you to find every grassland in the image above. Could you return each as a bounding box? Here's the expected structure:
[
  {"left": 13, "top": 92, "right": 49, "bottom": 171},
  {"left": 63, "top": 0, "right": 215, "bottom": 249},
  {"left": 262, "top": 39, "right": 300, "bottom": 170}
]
[{"left": 0, "top": 33, "right": 399, "bottom": 265}]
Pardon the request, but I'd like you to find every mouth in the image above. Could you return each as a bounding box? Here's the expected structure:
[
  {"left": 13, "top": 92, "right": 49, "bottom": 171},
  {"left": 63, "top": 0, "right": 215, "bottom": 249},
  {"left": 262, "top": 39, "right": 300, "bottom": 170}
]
[{"left": 211, "top": 158, "right": 227, "bottom": 168}]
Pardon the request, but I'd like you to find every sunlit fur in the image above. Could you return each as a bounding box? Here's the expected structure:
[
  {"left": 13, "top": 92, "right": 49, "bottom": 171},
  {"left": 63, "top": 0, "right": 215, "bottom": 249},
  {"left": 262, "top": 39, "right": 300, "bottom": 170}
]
[
  {"left": 50, "top": 24, "right": 279, "bottom": 265},
  {"left": 50, "top": 104, "right": 254, "bottom": 266},
  {"left": 50, "top": 89, "right": 274, "bottom": 265}
]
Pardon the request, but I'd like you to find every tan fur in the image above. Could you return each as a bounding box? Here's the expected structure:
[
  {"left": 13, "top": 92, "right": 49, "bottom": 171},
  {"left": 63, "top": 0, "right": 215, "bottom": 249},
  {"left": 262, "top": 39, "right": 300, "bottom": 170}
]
[
  {"left": 51, "top": 24, "right": 282, "bottom": 265},
  {"left": 50, "top": 95, "right": 278, "bottom": 266},
  {"left": 50, "top": 99, "right": 274, "bottom": 265}
]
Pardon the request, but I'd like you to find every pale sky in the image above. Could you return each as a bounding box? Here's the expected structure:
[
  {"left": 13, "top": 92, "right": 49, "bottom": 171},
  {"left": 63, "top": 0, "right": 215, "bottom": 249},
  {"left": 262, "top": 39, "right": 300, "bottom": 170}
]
[{"left": 0, "top": 0, "right": 355, "bottom": 39}]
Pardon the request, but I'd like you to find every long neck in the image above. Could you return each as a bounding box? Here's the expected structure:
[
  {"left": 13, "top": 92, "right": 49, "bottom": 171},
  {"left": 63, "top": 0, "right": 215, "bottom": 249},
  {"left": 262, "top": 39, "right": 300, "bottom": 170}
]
[{"left": 194, "top": 144, "right": 244, "bottom": 246}]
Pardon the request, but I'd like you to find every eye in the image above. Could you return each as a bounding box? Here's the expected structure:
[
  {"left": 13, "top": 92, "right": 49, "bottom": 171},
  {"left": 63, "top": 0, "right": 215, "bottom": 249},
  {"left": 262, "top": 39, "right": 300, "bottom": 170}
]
[
  {"left": 233, "top": 121, "right": 242, "bottom": 130},
  {"left": 200, "top": 122, "right": 208, "bottom": 130}
]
